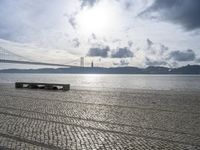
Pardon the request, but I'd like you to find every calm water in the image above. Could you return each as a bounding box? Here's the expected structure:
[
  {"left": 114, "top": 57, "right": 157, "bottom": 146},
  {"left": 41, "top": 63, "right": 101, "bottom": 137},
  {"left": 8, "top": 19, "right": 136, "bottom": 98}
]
[{"left": 0, "top": 73, "right": 200, "bottom": 91}]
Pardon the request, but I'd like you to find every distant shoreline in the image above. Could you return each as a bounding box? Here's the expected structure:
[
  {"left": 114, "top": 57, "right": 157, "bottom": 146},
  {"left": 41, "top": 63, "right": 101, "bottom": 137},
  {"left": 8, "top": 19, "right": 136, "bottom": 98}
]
[
  {"left": 0, "top": 65, "right": 200, "bottom": 74},
  {"left": 1, "top": 72, "right": 200, "bottom": 75}
]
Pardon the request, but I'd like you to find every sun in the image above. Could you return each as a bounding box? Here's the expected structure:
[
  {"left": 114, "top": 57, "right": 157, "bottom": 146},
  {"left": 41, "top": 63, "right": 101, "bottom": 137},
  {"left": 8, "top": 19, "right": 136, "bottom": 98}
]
[{"left": 76, "top": 2, "right": 116, "bottom": 35}]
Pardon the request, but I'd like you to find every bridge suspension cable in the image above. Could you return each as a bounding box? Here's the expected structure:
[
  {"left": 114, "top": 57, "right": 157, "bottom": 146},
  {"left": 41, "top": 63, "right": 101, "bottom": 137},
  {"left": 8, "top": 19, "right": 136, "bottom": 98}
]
[{"left": 0, "top": 47, "right": 81, "bottom": 68}]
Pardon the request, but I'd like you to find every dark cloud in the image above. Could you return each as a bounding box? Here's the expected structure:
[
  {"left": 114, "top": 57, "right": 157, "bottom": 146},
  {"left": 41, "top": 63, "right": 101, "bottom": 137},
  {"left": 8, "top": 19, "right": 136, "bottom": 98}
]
[
  {"left": 145, "top": 38, "right": 169, "bottom": 56},
  {"left": 140, "top": 0, "right": 200, "bottom": 30},
  {"left": 160, "top": 44, "right": 169, "bottom": 51},
  {"left": 68, "top": 15, "right": 77, "bottom": 29},
  {"left": 87, "top": 46, "right": 110, "bottom": 57},
  {"left": 111, "top": 47, "right": 133, "bottom": 58},
  {"left": 145, "top": 57, "right": 167, "bottom": 66},
  {"left": 87, "top": 45, "right": 134, "bottom": 58},
  {"left": 195, "top": 58, "right": 200, "bottom": 63},
  {"left": 87, "top": 33, "right": 98, "bottom": 44},
  {"left": 158, "top": 44, "right": 169, "bottom": 55},
  {"left": 125, "top": 1, "right": 132, "bottom": 9},
  {"left": 169, "top": 49, "right": 196, "bottom": 61},
  {"left": 91, "top": 33, "right": 97, "bottom": 40},
  {"left": 72, "top": 38, "right": 80, "bottom": 48},
  {"left": 80, "top": 0, "right": 99, "bottom": 8},
  {"left": 128, "top": 41, "right": 133, "bottom": 47},
  {"left": 146, "top": 38, "right": 153, "bottom": 49}
]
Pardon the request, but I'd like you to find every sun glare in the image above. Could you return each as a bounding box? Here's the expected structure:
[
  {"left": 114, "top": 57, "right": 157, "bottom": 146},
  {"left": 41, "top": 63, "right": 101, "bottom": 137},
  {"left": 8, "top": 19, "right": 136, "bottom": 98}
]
[{"left": 77, "top": 3, "right": 116, "bottom": 35}]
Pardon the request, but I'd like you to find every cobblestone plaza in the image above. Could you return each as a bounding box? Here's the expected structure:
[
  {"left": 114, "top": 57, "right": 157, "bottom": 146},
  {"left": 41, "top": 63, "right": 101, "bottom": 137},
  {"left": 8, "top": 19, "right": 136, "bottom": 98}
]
[{"left": 0, "top": 84, "right": 200, "bottom": 149}]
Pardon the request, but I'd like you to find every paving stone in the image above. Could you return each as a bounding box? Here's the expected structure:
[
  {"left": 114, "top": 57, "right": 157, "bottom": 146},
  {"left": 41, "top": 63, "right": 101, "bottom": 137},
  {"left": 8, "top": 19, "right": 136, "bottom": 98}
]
[{"left": 0, "top": 85, "right": 200, "bottom": 149}]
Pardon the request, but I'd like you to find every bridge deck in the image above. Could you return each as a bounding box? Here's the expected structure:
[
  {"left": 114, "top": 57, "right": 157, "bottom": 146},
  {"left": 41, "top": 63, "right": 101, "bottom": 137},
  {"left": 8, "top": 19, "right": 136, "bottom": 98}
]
[{"left": 0, "top": 59, "right": 77, "bottom": 67}]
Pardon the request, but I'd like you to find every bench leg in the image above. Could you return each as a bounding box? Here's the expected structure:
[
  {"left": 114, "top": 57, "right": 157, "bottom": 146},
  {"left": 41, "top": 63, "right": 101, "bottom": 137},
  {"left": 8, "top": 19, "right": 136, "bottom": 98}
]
[
  {"left": 63, "top": 85, "right": 70, "bottom": 91},
  {"left": 15, "top": 83, "right": 23, "bottom": 88}
]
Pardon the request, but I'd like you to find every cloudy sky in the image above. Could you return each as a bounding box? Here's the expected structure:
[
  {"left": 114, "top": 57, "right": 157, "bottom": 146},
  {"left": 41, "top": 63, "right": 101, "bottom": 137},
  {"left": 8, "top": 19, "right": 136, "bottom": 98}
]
[{"left": 0, "top": 0, "right": 200, "bottom": 68}]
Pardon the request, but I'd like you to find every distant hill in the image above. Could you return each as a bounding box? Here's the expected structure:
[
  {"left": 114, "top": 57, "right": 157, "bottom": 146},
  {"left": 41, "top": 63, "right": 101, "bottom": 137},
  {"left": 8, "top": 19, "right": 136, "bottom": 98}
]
[{"left": 0, "top": 65, "right": 200, "bottom": 74}]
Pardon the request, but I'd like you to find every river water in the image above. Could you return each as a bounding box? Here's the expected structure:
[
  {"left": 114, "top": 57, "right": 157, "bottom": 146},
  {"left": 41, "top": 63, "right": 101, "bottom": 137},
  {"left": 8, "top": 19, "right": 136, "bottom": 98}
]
[{"left": 0, "top": 73, "right": 200, "bottom": 91}]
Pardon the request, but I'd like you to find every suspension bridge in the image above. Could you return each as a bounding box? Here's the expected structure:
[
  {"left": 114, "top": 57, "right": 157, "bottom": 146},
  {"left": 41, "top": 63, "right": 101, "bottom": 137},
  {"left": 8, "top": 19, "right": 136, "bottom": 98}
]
[{"left": 0, "top": 47, "right": 83, "bottom": 68}]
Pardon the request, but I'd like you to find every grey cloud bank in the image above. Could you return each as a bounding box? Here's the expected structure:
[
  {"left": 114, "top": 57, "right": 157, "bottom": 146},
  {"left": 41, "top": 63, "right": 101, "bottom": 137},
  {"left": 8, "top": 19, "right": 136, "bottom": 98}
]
[
  {"left": 87, "top": 46, "right": 133, "bottom": 59},
  {"left": 169, "top": 49, "right": 196, "bottom": 61},
  {"left": 87, "top": 46, "right": 110, "bottom": 57},
  {"left": 111, "top": 47, "right": 133, "bottom": 58},
  {"left": 140, "top": 0, "right": 200, "bottom": 30}
]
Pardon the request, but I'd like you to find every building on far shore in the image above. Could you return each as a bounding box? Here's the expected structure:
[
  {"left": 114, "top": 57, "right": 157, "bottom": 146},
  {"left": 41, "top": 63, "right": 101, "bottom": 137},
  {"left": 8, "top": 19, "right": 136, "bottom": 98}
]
[{"left": 91, "top": 61, "right": 94, "bottom": 68}]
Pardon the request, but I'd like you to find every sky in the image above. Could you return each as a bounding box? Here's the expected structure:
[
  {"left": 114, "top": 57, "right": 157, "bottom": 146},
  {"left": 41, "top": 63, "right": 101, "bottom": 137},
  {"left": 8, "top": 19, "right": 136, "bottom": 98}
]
[{"left": 0, "top": 0, "right": 200, "bottom": 69}]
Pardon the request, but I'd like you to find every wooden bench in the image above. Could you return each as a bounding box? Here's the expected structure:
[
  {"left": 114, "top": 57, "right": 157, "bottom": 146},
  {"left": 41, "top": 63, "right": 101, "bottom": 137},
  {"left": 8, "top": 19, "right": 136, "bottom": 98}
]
[{"left": 15, "top": 82, "right": 70, "bottom": 91}]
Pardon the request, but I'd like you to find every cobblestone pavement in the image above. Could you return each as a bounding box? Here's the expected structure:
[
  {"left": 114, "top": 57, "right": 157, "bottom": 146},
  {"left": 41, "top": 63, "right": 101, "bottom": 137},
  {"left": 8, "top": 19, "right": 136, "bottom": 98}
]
[{"left": 0, "top": 84, "right": 200, "bottom": 149}]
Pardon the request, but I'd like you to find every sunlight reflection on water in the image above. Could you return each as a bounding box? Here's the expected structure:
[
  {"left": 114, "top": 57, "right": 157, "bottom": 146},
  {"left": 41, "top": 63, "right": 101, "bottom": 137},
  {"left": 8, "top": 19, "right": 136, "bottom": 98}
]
[{"left": 0, "top": 73, "right": 200, "bottom": 91}]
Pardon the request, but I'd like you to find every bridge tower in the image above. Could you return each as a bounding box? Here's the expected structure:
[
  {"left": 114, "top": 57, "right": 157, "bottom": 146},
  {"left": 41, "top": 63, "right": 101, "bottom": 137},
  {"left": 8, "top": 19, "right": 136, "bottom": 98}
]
[
  {"left": 80, "top": 57, "right": 84, "bottom": 67},
  {"left": 91, "top": 61, "right": 94, "bottom": 68}
]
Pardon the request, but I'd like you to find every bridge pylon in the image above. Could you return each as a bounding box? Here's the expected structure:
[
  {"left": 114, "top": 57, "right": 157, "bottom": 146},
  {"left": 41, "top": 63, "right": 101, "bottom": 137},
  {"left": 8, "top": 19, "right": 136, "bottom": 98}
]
[{"left": 80, "top": 57, "right": 84, "bottom": 67}]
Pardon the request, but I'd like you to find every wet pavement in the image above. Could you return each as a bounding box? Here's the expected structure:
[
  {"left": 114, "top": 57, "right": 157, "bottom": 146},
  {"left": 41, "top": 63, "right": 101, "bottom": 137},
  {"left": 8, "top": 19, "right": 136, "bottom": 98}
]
[{"left": 0, "top": 84, "right": 200, "bottom": 149}]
